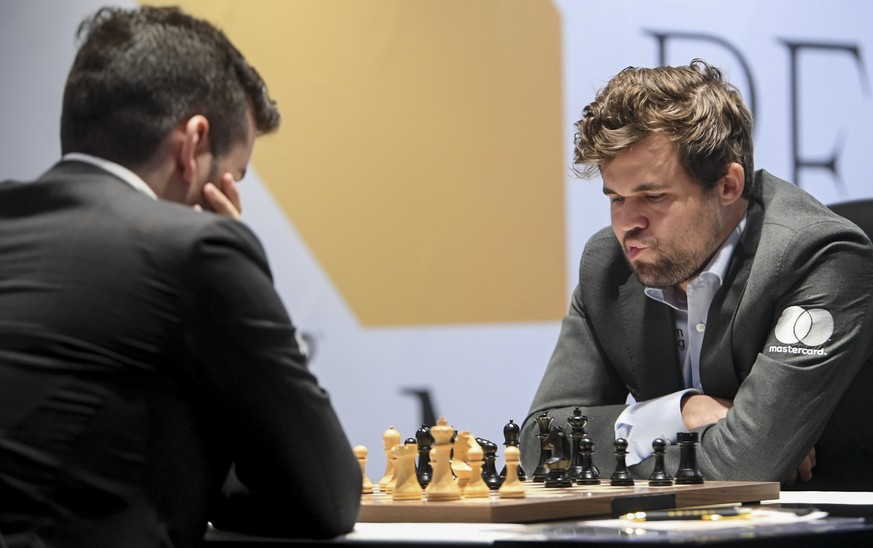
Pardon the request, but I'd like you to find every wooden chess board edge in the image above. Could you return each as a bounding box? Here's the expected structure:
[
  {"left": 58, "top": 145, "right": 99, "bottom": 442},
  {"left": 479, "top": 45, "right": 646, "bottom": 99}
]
[{"left": 357, "top": 480, "right": 780, "bottom": 523}]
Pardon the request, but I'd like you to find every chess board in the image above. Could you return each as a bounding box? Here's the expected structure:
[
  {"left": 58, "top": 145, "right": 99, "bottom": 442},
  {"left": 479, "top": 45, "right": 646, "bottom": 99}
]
[{"left": 358, "top": 480, "right": 780, "bottom": 523}]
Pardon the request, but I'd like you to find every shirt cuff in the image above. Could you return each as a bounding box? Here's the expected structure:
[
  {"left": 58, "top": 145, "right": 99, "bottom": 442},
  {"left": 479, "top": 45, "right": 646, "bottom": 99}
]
[{"left": 615, "top": 388, "right": 699, "bottom": 466}]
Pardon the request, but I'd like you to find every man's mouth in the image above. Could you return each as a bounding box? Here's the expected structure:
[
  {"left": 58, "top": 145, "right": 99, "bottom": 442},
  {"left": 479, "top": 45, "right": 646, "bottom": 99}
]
[{"left": 626, "top": 243, "right": 647, "bottom": 261}]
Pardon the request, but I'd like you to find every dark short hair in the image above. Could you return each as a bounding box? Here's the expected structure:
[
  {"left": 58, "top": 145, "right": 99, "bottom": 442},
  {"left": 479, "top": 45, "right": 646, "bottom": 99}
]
[
  {"left": 573, "top": 59, "right": 754, "bottom": 196},
  {"left": 61, "top": 6, "right": 280, "bottom": 166}
]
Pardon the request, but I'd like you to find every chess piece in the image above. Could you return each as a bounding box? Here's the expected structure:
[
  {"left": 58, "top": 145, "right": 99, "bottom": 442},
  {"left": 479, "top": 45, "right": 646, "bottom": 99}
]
[
  {"left": 386, "top": 454, "right": 399, "bottom": 493},
  {"left": 674, "top": 431, "right": 704, "bottom": 484},
  {"left": 379, "top": 426, "right": 401, "bottom": 493},
  {"left": 415, "top": 424, "right": 434, "bottom": 488},
  {"left": 498, "top": 445, "right": 526, "bottom": 498},
  {"left": 402, "top": 435, "right": 418, "bottom": 490},
  {"left": 451, "top": 430, "right": 475, "bottom": 490},
  {"left": 575, "top": 435, "right": 600, "bottom": 485},
  {"left": 543, "top": 425, "right": 573, "bottom": 488},
  {"left": 500, "top": 419, "right": 526, "bottom": 481},
  {"left": 461, "top": 442, "right": 490, "bottom": 498},
  {"left": 610, "top": 438, "right": 634, "bottom": 486},
  {"left": 353, "top": 444, "right": 374, "bottom": 494},
  {"left": 532, "top": 412, "right": 554, "bottom": 482},
  {"left": 424, "top": 417, "right": 462, "bottom": 501},
  {"left": 648, "top": 438, "right": 673, "bottom": 487},
  {"left": 476, "top": 437, "right": 503, "bottom": 490},
  {"left": 566, "top": 407, "right": 589, "bottom": 480},
  {"left": 392, "top": 442, "right": 423, "bottom": 500}
]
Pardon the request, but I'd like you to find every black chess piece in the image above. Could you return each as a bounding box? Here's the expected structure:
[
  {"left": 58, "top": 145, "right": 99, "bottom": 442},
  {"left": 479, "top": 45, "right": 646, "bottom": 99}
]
[
  {"left": 532, "top": 412, "right": 553, "bottom": 482},
  {"left": 610, "top": 438, "right": 634, "bottom": 486},
  {"left": 542, "top": 425, "right": 573, "bottom": 488},
  {"left": 648, "top": 437, "right": 673, "bottom": 487},
  {"left": 674, "top": 431, "right": 704, "bottom": 484},
  {"left": 566, "top": 407, "right": 588, "bottom": 480},
  {"left": 449, "top": 428, "right": 458, "bottom": 468},
  {"left": 576, "top": 434, "right": 600, "bottom": 485},
  {"left": 415, "top": 424, "right": 434, "bottom": 488},
  {"left": 500, "top": 419, "right": 526, "bottom": 481},
  {"left": 476, "top": 437, "right": 503, "bottom": 490}
]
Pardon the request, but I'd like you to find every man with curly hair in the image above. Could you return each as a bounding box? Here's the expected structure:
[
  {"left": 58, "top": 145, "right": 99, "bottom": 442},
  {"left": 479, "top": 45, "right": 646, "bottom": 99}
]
[{"left": 521, "top": 59, "right": 873, "bottom": 491}]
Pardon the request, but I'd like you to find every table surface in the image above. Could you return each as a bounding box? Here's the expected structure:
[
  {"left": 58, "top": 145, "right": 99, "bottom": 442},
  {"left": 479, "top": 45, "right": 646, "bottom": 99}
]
[{"left": 205, "top": 491, "right": 873, "bottom": 546}]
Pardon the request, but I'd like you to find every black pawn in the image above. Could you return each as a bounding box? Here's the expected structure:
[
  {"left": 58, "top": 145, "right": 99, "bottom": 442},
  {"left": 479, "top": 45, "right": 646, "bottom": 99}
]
[
  {"left": 500, "top": 419, "right": 526, "bottom": 481},
  {"left": 610, "top": 438, "right": 634, "bottom": 486},
  {"left": 476, "top": 437, "right": 503, "bottom": 490},
  {"left": 415, "top": 424, "right": 433, "bottom": 488},
  {"left": 566, "top": 407, "right": 588, "bottom": 480},
  {"left": 532, "top": 412, "right": 554, "bottom": 482},
  {"left": 576, "top": 435, "right": 600, "bottom": 485},
  {"left": 648, "top": 438, "right": 673, "bottom": 487},
  {"left": 674, "top": 431, "right": 704, "bottom": 484}
]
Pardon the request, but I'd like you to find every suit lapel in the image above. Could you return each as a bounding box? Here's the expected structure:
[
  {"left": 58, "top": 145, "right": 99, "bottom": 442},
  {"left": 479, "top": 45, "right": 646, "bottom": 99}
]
[
  {"left": 618, "top": 278, "right": 685, "bottom": 400},
  {"left": 699, "top": 178, "right": 765, "bottom": 397}
]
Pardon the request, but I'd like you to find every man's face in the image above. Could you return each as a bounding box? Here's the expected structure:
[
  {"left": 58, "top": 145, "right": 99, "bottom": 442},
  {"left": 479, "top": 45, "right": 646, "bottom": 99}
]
[{"left": 601, "top": 133, "right": 726, "bottom": 289}]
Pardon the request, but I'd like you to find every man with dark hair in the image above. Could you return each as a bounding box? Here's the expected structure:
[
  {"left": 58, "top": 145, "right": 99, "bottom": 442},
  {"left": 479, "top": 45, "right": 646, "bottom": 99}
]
[
  {"left": 521, "top": 59, "right": 873, "bottom": 490},
  {"left": 0, "top": 6, "right": 361, "bottom": 547}
]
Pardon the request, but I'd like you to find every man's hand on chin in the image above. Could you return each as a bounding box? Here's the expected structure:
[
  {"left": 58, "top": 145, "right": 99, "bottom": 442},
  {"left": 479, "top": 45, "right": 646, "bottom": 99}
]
[{"left": 195, "top": 173, "right": 242, "bottom": 220}]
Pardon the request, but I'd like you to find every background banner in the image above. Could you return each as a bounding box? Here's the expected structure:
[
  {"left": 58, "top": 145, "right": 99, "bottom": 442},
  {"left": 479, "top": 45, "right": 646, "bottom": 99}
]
[{"left": 2, "top": 0, "right": 871, "bottom": 474}]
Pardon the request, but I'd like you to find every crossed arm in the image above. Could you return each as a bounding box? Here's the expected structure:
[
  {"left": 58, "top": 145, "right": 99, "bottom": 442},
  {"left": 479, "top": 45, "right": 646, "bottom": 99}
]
[{"left": 681, "top": 393, "right": 815, "bottom": 483}]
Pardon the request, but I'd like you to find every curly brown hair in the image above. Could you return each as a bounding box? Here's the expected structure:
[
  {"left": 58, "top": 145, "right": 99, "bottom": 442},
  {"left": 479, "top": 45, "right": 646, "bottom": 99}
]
[{"left": 573, "top": 59, "right": 754, "bottom": 196}]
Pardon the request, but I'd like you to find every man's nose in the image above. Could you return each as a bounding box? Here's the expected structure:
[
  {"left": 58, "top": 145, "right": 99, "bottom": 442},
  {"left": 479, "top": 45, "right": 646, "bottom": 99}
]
[{"left": 613, "top": 200, "right": 648, "bottom": 234}]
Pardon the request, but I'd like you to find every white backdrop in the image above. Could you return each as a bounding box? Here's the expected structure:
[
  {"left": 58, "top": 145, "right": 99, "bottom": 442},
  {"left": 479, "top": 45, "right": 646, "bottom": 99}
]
[{"left": 2, "top": 0, "right": 872, "bottom": 476}]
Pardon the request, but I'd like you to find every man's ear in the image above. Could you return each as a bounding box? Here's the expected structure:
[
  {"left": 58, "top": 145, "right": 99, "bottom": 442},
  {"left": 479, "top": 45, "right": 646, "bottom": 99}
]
[
  {"left": 176, "top": 115, "right": 210, "bottom": 183},
  {"left": 718, "top": 162, "right": 745, "bottom": 205}
]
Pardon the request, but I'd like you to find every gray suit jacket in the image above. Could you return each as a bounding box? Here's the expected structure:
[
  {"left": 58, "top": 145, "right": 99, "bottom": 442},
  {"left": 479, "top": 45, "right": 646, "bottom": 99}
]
[{"left": 521, "top": 170, "right": 873, "bottom": 490}]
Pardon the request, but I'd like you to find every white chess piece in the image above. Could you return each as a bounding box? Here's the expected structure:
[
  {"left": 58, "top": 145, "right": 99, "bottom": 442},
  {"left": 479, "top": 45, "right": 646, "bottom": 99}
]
[{"left": 498, "top": 445, "right": 525, "bottom": 498}]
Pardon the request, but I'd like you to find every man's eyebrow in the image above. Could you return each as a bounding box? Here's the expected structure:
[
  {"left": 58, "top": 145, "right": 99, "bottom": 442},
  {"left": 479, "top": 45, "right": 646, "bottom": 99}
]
[{"left": 602, "top": 182, "right": 667, "bottom": 195}]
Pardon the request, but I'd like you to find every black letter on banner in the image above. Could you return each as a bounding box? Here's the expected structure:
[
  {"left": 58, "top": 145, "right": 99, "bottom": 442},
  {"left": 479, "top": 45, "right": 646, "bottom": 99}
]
[
  {"left": 780, "top": 41, "right": 869, "bottom": 192},
  {"left": 644, "top": 31, "right": 757, "bottom": 120}
]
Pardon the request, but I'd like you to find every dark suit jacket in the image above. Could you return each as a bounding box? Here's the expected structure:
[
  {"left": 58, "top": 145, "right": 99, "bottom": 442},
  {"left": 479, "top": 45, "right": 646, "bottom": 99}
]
[
  {"left": 521, "top": 170, "right": 873, "bottom": 490},
  {"left": 0, "top": 161, "right": 362, "bottom": 547}
]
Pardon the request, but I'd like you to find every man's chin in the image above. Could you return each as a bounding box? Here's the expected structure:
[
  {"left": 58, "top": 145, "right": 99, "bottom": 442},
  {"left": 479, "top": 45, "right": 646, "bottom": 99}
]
[{"left": 632, "top": 265, "right": 672, "bottom": 288}]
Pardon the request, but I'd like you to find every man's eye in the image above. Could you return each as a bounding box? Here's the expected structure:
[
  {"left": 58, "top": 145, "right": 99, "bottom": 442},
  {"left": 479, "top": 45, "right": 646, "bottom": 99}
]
[
  {"left": 646, "top": 194, "right": 665, "bottom": 201},
  {"left": 609, "top": 196, "right": 625, "bottom": 204}
]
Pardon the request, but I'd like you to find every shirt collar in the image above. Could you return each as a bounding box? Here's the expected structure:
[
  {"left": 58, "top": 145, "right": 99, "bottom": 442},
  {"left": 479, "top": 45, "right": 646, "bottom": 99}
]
[
  {"left": 700, "top": 213, "right": 747, "bottom": 286},
  {"left": 61, "top": 152, "right": 158, "bottom": 200}
]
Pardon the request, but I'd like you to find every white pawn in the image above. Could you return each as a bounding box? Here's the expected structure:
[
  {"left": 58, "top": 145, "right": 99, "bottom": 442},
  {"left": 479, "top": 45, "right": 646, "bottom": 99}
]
[
  {"left": 353, "top": 445, "right": 374, "bottom": 494},
  {"left": 462, "top": 441, "right": 490, "bottom": 498},
  {"left": 379, "top": 426, "right": 401, "bottom": 493},
  {"left": 498, "top": 445, "right": 525, "bottom": 498}
]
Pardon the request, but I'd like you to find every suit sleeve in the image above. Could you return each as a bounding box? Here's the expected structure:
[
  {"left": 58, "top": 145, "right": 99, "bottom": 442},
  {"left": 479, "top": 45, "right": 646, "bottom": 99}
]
[
  {"left": 179, "top": 218, "right": 361, "bottom": 538},
  {"left": 519, "top": 282, "right": 630, "bottom": 476},
  {"left": 679, "top": 220, "right": 873, "bottom": 483}
]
